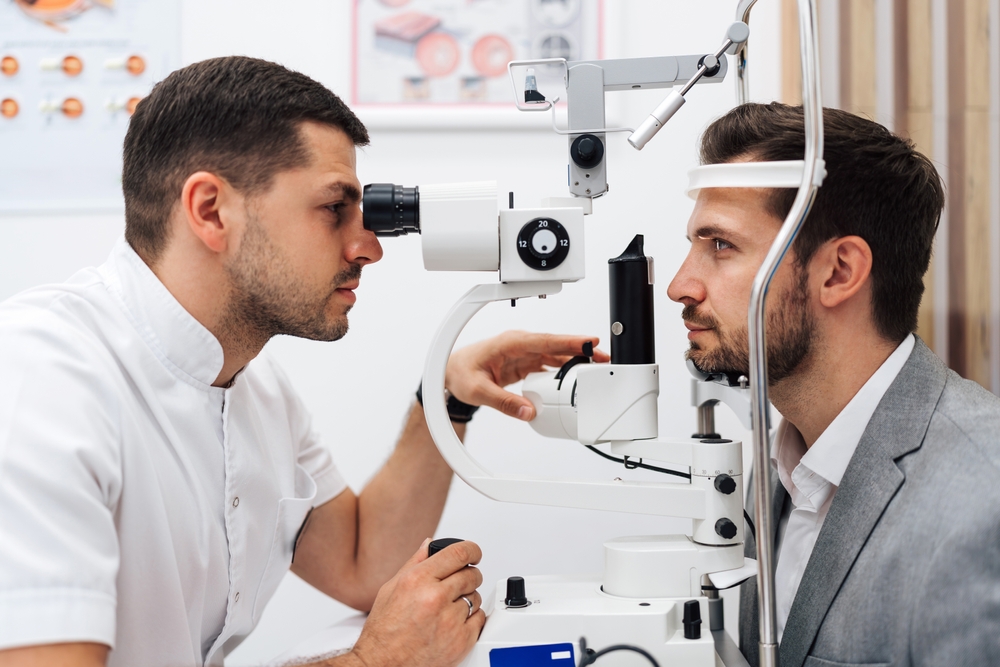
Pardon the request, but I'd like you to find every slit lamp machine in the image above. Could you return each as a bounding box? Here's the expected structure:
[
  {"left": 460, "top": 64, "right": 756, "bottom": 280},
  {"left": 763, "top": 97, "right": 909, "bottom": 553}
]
[{"left": 362, "top": 1, "right": 825, "bottom": 665}]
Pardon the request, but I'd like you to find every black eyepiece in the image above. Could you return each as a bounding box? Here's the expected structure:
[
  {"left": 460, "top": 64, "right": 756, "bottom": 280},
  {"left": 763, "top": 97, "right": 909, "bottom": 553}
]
[{"left": 362, "top": 183, "right": 420, "bottom": 236}]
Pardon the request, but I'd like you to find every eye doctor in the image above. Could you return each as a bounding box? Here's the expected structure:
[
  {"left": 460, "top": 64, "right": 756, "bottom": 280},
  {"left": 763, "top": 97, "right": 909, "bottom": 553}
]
[{"left": 0, "top": 56, "right": 608, "bottom": 667}]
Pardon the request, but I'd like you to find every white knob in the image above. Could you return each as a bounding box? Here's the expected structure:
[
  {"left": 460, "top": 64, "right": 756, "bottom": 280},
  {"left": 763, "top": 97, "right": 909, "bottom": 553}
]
[{"left": 531, "top": 229, "right": 558, "bottom": 255}]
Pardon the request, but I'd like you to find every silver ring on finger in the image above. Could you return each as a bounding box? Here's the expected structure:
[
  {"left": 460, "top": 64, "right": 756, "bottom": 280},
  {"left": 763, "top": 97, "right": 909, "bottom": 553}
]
[{"left": 461, "top": 595, "right": 474, "bottom": 618}]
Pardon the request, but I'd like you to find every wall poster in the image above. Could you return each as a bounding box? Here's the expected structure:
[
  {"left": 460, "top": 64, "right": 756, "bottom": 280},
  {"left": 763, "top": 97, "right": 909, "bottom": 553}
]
[
  {"left": 0, "top": 0, "right": 181, "bottom": 213},
  {"left": 353, "top": 0, "right": 602, "bottom": 117}
]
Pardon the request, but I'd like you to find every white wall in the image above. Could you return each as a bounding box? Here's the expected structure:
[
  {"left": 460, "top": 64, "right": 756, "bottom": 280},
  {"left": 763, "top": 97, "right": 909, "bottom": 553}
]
[{"left": 0, "top": 1, "right": 783, "bottom": 663}]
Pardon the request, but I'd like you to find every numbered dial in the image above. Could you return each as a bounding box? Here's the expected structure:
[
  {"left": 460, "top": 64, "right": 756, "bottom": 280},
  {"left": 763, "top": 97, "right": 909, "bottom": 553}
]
[{"left": 516, "top": 218, "right": 570, "bottom": 271}]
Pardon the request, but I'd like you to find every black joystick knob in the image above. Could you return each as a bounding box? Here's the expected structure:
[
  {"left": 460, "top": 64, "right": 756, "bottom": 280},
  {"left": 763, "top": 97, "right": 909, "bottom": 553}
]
[
  {"left": 570, "top": 133, "right": 604, "bottom": 169},
  {"left": 505, "top": 576, "right": 529, "bottom": 608},
  {"left": 714, "top": 474, "right": 737, "bottom": 495},
  {"left": 428, "top": 538, "right": 464, "bottom": 557},
  {"left": 715, "top": 518, "right": 738, "bottom": 540},
  {"left": 683, "top": 600, "right": 702, "bottom": 639}
]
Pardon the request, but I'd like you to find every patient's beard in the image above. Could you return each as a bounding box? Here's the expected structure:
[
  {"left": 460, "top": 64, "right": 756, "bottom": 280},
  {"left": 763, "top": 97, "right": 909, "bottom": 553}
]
[
  {"left": 223, "top": 214, "right": 361, "bottom": 351},
  {"left": 684, "top": 268, "right": 814, "bottom": 384}
]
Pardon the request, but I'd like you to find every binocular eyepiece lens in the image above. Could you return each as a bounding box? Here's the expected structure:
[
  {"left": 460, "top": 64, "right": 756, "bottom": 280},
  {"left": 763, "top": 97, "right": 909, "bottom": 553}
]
[{"left": 362, "top": 183, "right": 420, "bottom": 236}]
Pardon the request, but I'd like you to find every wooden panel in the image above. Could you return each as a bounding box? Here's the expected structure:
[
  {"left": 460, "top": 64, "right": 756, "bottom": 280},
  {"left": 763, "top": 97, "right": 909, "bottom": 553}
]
[
  {"left": 965, "top": 109, "right": 993, "bottom": 385},
  {"left": 893, "top": 0, "right": 910, "bottom": 125},
  {"left": 907, "top": 0, "right": 935, "bottom": 348},
  {"left": 911, "top": 111, "right": 936, "bottom": 346},
  {"left": 947, "top": 0, "right": 968, "bottom": 377},
  {"left": 783, "top": 0, "right": 803, "bottom": 104},
  {"left": 964, "top": 0, "right": 993, "bottom": 385},
  {"left": 907, "top": 0, "right": 933, "bottom": 111},
  {"left": 967, "top": 0, "right": 992, "bottom": 108},
  {"left": 840, "top": 0, "right": 853, "bottom": 107},
  {"left": 847, "top": 0, "right": 878, "bottom": 117}
]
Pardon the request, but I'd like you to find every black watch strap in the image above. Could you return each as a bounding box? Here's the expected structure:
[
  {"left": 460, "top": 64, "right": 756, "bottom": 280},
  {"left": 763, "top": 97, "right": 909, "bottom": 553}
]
[{"left": 416, "top": 381, "right": 480, "bottom": 424}]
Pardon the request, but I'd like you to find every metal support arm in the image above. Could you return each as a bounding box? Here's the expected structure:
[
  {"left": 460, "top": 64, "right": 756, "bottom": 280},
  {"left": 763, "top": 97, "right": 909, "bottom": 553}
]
[
  {"left": 422, "top": 282, "right": 715, "bottom": 520},
  {"left": 746, "top": 1, "right": 824, "bottom": 665}
]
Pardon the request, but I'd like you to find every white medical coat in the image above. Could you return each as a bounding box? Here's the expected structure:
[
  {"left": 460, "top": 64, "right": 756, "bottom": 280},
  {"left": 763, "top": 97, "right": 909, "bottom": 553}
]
[{"left": 0, "top": 239, "right": 347, "bottom": 666}]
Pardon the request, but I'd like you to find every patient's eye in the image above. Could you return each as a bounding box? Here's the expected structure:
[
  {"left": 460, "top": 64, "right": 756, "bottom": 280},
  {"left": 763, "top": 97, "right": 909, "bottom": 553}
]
[
  {"left": 326, "top": 203, "right": 346, "bottom": 221},
  {"left": 713, "top": 238, "right": 733, "bottom": 252}
]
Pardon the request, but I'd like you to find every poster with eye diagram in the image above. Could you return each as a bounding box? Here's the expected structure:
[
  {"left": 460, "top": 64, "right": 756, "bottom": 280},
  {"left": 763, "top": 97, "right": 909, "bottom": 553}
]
[
  {"left": 0, "top": 0, "right": 180, "bottom": 213},
  {"left": 353, "top": 0, "right": 602, "bottom": 110}
]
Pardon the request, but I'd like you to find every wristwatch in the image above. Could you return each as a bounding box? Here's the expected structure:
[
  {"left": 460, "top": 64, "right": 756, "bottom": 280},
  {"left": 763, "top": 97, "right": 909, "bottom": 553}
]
[{"left": 416, "top": 381, "right": 480, "bottom": 423}]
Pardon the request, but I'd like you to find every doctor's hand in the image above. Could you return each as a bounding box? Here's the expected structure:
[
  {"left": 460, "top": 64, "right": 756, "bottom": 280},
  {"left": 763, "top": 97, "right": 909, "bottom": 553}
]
[
  {"left": 445, "top": 331, "right": 609, "bottom": 421},
  {"left": 347, "top": 539, "right": 484, "bottom": 667}
]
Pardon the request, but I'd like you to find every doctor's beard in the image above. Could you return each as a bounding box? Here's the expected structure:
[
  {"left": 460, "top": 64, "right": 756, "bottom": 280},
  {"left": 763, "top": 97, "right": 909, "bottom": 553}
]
[
  {"left": 224, "top": 213, "right": 361, "bottom": 345},
  {"left": 684, "top": 268, "right": 814, "bottom": 384}
]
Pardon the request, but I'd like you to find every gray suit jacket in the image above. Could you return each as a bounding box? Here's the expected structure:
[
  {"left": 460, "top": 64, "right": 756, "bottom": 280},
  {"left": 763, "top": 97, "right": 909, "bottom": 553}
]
[{"left": 739, "top": 338, "right": 1000, "bottom": 667}]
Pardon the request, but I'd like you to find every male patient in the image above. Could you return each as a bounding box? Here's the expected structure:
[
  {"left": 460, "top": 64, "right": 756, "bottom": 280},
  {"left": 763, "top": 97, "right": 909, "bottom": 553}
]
[
  {"left": 0, "top": 56, "right": 606, "bottom": 667},
  {"left": 668, "top": 103, "right": 1000, "bottom": 666}
]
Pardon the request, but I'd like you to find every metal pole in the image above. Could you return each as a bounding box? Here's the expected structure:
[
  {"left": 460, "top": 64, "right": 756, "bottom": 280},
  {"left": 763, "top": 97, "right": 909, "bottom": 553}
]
[
  {"left": 734, "top": 0, "right": 761, "bottom": 104},
  {"left": 696, "top": 402, "right": 718, "bottom": 437},
  {"left": 746, "top": 1, "right": 824, "bottom": 666}
]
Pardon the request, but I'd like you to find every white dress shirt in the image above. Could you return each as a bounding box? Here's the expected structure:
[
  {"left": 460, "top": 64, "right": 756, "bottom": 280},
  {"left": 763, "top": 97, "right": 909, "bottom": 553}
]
[
  {"left": 771, "top": 334, "right": 914, "bottom": 642},
  {"left": 0, "top": 239, "right": 347, "bottom": 666}
]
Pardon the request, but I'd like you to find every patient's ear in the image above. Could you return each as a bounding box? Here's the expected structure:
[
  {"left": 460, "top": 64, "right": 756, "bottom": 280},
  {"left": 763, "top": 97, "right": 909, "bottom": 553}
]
[
  {"left": 812, "top": 235, "right": 873, "bottom": 309},
  {"left": 180, "top": 171, "right": 238, "bottom": 254}
]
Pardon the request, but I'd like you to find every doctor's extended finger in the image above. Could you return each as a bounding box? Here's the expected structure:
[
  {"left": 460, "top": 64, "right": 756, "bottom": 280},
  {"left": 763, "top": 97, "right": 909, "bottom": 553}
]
[
  {"left": 504, "top": 332, "right": 609, "bottom": 361},
  {"left": 472, "top": 382, "right": 536, "bottom": 421}
]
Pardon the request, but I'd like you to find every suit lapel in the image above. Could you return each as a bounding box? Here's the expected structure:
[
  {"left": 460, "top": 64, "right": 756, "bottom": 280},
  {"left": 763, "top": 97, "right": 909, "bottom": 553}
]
[{"left": 777, "top": 339, "right": 948, "bottom": 667}]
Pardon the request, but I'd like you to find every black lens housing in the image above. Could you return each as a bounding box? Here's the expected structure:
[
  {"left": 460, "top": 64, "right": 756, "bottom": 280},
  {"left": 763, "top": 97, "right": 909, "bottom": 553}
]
[
  {"left": 363, "top": 183, "right": 420, "bottom": 236},
  {"left": 608, "top": 234, "right": 655, "bottom": 365}
]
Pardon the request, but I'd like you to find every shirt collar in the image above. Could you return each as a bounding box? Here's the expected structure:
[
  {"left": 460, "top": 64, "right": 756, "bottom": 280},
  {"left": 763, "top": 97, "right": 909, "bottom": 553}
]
[
  {"left": 100, "top": 238, "right": 226, "bottom": 388},
  {"left": 771, "top": 334, "right": 916, "bottom": 493},
  {"left": 802, "top": 334, "right": 915, "bottom": 486}
]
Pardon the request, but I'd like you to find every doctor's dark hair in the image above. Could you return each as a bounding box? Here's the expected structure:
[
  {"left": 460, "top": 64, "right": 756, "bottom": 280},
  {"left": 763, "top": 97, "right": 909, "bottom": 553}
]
[
  {"left": 699, "top": 102, "right": 944, "bottom": 343},
  {"left": 122, "top": 56, "right": 369, "bottom": 262}
]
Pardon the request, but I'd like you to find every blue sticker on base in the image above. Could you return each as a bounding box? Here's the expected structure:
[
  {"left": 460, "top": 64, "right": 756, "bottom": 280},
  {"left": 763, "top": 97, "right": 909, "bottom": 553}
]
[{"left": 489, "top": 643, "right": 575, "bottom": 666}]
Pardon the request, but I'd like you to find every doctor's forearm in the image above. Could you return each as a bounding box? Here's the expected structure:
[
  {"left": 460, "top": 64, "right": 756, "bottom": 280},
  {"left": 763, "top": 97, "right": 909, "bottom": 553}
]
[{"left": 353, "top": 403, "right": 463, "bottom": 597}]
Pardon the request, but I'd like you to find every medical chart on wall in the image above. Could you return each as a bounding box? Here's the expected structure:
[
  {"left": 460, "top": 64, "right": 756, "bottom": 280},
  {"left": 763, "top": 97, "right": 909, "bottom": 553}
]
[
  {"left": 353, "top": 0, "right": 602, "bottom": 108},
  {"left": 0, "top": 0, "right": 181, "bottom": 213}
]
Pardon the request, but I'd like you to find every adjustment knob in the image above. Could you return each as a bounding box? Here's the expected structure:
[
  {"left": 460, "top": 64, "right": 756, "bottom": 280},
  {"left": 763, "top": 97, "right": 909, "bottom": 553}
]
[
  {"left": 715, "top": 518, "right": 738, "bottom": 540},
  {"left": 570, "top": 133, "right": 604, "bottom": 169},
  {"left": 427, "top": 537, "right": 464, "bottom": 557},
  {"left": 530, "top": 228, "right": 558, "bottom": 258},
  {"left": 683, "top": 600, "right": 702, "bottom": 640},
  {"left": 516, "top": 218, "right": 570, "bottom": 271},
  {"left": 714, "top": 474, "right": 736, "bottom": 495},
  {"left": 505, "top": 576, "right": 529, "bottom": 608}
]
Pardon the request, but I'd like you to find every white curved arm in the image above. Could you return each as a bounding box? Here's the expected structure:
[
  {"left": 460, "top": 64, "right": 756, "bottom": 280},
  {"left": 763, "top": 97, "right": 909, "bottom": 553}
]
[{"left": 422, "top": 282, "right": 710, "bottom": 519}]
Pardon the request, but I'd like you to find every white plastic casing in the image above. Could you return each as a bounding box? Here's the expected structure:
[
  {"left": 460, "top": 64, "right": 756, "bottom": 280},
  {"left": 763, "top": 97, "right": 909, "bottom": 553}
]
[
  {"left": 521, "top": 367, "right": 579, "bottom": 440},
  {"left": 603, "top": 535, "right": 744, "bottom": 598},
  {"left": 522, "top": 362, "right": 658, "bottom": 445},
  {"left": 611, "top": 437, "right": 744, "bottom": 546},
  {"left": 459, "top": 575, "right": 717, "bottom": 667},
  {"left": 419, "top": 181, "right": 500, "bottom": 271},
  {"left": 499, "top": 207, "right": 585, "bottom": 283},
  {"left": 575, "top": 363, "right": 658, "bottom": 445}
]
